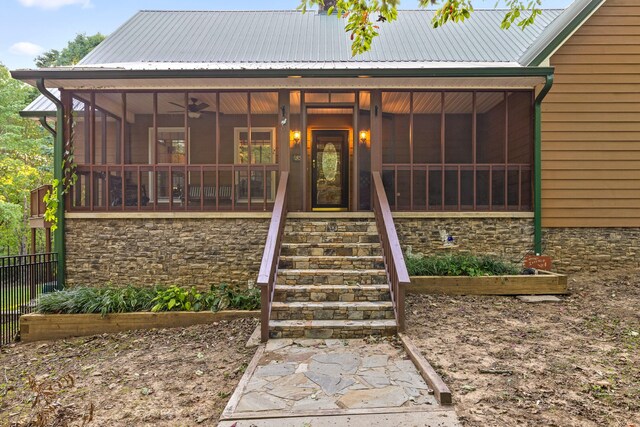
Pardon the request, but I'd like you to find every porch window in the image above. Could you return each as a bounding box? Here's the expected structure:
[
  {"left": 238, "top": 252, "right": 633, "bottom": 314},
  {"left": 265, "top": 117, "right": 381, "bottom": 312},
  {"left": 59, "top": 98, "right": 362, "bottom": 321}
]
[{"left": 382, "top": 91, "right": 533, "bottom": 212}]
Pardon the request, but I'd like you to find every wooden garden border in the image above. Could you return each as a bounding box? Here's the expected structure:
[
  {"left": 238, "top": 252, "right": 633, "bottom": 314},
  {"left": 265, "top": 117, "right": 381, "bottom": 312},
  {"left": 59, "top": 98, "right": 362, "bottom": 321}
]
[
  {"left": 20, "top": 310, "right": 259, "bottom": 343},
  {"left": 407, "top": 270, "right": 567, "bottom": 295}
]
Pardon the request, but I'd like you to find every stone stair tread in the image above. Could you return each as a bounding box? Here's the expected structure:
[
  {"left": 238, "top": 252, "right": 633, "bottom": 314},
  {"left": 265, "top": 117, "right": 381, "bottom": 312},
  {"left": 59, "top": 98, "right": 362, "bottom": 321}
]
[
  {"left": 280, "top": 255, "right": 383, "bottom": 260},
  {"left": 278, "top": 269, "right": 386, "bottom": 275},
  {"left": 282, "top": 242, "right": 381, "bottom": 247},
  {"left": 271, "top": 301, "right": 393, "bottom": 309},
  {"left": 275, "top": 284, "right": 389, "bottom": 291},
  {"left": 269, "top": 319, "right": 397, "bottom": 329}
]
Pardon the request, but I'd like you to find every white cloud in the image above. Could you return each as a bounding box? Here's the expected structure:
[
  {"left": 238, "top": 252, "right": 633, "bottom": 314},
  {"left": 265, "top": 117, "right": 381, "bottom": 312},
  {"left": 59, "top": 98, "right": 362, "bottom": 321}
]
[
  {"left": 18, "top": 0, "right": 92, "bottom": 10},
  {"left": 9, "top": 42, "right": 45, "bottom": 56}
]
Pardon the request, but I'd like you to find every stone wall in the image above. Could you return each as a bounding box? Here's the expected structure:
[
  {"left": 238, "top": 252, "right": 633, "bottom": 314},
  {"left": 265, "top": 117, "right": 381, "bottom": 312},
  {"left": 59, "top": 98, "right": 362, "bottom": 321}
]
[
  {"left": 394, "top": 217, "right": 535, "bottom": 264},
  {"left": 394, "top": 218, "right": 640, "bottom": 273},
  {"left": 65, "top": 218, "right": 269, "bottom": 288},
  {"left": 543, "top": 228, "right": 640, "bottom": 273}
]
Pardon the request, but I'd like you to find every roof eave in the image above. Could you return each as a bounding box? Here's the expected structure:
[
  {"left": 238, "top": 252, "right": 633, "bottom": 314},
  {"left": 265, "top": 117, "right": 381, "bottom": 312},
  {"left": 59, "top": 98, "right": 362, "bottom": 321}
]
[
  {"left": 11, "top": 66, "right": 555, "bottom": 85},
  {"left": 519, "top": 0, "right": 605, "bottom": 66}
]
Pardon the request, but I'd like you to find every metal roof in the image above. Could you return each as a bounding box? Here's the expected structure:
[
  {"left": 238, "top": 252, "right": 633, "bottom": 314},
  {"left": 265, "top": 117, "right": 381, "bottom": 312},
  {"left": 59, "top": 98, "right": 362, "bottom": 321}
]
[{"left": 76, "top": 9, "right": 563, "bottom": 68}]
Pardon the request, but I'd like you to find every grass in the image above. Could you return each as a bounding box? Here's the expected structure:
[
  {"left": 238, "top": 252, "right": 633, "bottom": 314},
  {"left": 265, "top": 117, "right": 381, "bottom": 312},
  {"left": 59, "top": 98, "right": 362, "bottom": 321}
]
[
  {"left": 36, "top": 284, "right": 260, "bottom": 316},
  {"left": 1, "top": 286, "right": 35, "bottom": 311},
  {"left": 405, "top": 253, "right": 521, "bottom": 277}
]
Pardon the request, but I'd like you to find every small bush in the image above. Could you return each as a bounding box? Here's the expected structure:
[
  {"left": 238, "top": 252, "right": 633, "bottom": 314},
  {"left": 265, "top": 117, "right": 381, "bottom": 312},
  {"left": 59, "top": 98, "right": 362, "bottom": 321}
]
[
  {"left": 37, "top": 284, "right": 260, "bottom": 315},
  {"left": 406, "top": 253, "right": 520, "bottom": 277},
  {"left": 37, "top": 286, "right": 159, "bottom": 315}
]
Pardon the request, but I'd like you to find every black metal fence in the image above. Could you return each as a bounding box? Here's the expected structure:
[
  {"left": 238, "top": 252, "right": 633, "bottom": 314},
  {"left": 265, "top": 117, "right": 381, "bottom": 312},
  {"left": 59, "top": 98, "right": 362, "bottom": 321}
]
[{"left": 1, "top": 253, "right": 59, "bottom": 346}]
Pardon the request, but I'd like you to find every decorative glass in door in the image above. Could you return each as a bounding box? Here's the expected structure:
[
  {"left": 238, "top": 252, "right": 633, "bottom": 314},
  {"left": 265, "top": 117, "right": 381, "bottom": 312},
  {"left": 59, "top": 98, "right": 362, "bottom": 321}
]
[{"left": 312, "top": 131, "right": 349, "bottom": 209}]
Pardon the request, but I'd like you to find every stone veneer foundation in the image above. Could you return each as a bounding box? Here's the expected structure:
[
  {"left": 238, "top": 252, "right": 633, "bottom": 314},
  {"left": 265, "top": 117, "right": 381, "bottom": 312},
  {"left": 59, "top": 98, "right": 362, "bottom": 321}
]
[
  {"left": 64, "top": 218, "right": 269, "bottom": 288},
  {"left": 64, "top": 216, "right": 640, "bottom": 287},
  {"left": 543, "top": 228, "right": 640, "bottom": 273},
  {"left": 394, "top": 217, "right": 535, "bottom": 263},
  {"left": 394, "top": 218, "right": 640, "bottom": 273}
]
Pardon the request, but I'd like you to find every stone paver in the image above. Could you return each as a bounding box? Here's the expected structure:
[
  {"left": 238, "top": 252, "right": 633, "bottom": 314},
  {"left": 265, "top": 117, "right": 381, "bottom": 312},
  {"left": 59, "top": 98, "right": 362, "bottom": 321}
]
[
  {"left": 223, "top": 338, "right": 441, "bottom": 418},
  {"left": 516, "top": 295, "right": 563, "bottom": 303}
]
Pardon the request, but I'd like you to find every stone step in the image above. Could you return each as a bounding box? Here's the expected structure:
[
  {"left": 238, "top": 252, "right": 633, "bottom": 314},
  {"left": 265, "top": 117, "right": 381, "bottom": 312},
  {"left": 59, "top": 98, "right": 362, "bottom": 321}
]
[
  {"left": 273, "top": 284, "right": 390, "bottom": 303},
  {"left": 269, "top": 319, "right": 397, "bottom": 339},
  {"left": 279, "top": 255, "right": 385, "bottom": 270},
  {"left": 282, "top": 231, "right": 379, "bottom": 244},
  {"left": 284, "top": 220, "right": 377, "bottom": 234},
  {"left": 276, "top": 269, "right": 388, "bottom": 286},
  {"left": 271, "top": 301, "right": 395, "bottom": 321},
  {"left": 280, "top": 242, "right": 382, "bottom": 257}
]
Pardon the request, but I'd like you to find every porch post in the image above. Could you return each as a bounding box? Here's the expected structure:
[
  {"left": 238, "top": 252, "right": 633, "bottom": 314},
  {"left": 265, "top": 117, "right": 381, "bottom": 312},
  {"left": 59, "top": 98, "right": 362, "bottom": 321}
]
[
  {"left": 278, "top": 90, "right": 290, "bottom": 173},
  {"left": 370, "top": 90, "right": 382, "bottom": 173},
  {"left": 36, "top": 79, "right": 66, "bottom": 289},
  {"left": 534, "top": 74, "right": 554, "bottom": 255}
]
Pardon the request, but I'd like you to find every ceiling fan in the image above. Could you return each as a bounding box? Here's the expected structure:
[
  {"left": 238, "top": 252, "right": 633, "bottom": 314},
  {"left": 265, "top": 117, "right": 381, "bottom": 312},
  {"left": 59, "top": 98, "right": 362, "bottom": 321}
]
[{"left": 168, "top": 97, "right": 213, "bottom": 118}]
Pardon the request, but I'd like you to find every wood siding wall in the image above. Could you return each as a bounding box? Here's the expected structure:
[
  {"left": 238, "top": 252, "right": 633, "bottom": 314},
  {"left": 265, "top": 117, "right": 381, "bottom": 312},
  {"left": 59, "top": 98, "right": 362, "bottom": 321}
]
[{"left": 542, "top": 0, "right": 640, "bottom": 227}]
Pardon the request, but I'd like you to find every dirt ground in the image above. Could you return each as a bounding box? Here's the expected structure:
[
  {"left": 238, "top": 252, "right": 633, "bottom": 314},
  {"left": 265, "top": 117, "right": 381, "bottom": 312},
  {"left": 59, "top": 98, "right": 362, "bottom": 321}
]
[
  {"left": 407, "top": 269, "right": 640, "bottom": 427},
  {"left": 0, "top": 317, "right": 258, "bottom": 427}
]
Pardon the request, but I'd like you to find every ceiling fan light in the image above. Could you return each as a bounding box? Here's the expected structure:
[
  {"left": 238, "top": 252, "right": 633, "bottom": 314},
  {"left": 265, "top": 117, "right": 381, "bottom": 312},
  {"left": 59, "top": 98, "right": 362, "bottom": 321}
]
[{"left": 188, "top": 111, "right": 201, "bottom": 119}]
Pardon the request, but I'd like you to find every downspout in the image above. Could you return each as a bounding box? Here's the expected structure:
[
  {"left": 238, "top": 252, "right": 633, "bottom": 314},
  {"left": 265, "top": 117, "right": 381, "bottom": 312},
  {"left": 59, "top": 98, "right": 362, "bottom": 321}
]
[
  {"left": 534, "top": 73, "right": 554, "bottom": 255},
  {"left": 36, "top": 79, "right": 65, "bottom": 289}
]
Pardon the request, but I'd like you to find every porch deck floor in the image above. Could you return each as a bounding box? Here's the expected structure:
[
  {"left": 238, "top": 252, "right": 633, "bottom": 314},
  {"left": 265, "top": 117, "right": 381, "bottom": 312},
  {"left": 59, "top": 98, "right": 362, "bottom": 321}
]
[{"left": 219, "top": 338, "right": 460, "bottom": 426}]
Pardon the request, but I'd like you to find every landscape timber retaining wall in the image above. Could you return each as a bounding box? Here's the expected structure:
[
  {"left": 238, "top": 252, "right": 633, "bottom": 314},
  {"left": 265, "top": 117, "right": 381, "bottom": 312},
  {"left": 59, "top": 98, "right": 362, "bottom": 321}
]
[
  {"left": 65, "top": 217, "right": 269, "bottom": 288},
  {"left": 20, "top": 311, "right": 259, "bottom": 343}
]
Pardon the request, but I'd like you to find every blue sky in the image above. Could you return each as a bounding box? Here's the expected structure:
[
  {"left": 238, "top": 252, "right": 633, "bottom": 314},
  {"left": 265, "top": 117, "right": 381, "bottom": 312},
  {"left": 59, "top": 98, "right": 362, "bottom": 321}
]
[{"left": 1, "top": 0, "right": 574, "bottom": 70}]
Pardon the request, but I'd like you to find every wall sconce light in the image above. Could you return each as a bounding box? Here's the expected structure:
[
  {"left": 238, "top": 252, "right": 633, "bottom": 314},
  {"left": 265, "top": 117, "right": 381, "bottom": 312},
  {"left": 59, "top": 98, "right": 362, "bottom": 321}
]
[
  {"left": 359, "top": 130, "right": 369, "bottom": 148},
  {"left": 359, "top": 130, "right": 367, "bottom": 144},
  {"left": 291, "top": 130, "right": 302, "bottom": 162}
]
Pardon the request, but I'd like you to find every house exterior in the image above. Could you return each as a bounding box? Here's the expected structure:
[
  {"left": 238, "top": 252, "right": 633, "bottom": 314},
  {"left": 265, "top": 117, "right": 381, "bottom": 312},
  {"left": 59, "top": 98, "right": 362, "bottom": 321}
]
[{"left": 13, "top": 0, "right": 640, "bottom": 290}]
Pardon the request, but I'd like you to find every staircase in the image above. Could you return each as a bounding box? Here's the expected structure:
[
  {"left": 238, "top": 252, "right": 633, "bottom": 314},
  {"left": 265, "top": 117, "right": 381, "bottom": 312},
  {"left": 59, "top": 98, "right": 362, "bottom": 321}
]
[{"left": 268, "top": 217, "right": 397, "bottom": 339}]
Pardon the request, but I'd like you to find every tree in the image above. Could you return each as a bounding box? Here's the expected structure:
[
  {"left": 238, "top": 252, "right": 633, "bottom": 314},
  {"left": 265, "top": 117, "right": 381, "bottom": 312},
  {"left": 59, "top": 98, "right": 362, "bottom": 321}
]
[
  {"left": 299, "top": 0, "right": 543, "bottom": 56},
  {"left": 35, "top": 33, "right": 106, "bottom": 68}
]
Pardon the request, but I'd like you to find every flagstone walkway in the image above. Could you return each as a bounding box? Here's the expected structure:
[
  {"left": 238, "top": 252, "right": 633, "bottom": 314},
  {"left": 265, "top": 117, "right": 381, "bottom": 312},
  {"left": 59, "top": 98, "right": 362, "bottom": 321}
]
[{"left": 219, "top": 338, "right": 461, "bottom": 426}]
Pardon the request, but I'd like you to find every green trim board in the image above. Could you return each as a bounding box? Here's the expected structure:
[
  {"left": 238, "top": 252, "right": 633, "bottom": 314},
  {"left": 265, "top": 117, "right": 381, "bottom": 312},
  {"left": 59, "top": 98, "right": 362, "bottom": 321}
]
[
  {"left": 523, "top": 0, "right": 605, "bottom": 66},
  {"left": 534, "top": 73, "right": 554, "bottom": 255},
  {"left": 36, "top": 79, "right": 65, "bottom": 289}
]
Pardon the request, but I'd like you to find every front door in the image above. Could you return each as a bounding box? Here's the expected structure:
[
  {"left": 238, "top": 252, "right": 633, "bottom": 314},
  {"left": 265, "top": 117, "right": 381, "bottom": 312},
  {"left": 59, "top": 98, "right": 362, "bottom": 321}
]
[{"left": 311, "top": 130, "right": 349, "bottom": 210}]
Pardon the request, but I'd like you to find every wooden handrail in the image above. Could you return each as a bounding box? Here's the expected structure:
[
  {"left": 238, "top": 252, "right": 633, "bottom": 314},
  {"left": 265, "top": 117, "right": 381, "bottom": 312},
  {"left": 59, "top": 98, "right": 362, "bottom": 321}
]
[
  {"left": 257, "top": 171, "right": 289, "bottom": 342},
  {"left": 372, "top": 171, "right": 410, "bottom": 332}
]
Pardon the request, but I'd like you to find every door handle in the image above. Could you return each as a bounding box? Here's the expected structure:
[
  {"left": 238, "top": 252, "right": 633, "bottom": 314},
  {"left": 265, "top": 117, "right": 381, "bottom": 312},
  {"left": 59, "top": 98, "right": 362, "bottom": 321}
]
[{"left": 312, "top": 159, "right": 316, "bottom": 169}]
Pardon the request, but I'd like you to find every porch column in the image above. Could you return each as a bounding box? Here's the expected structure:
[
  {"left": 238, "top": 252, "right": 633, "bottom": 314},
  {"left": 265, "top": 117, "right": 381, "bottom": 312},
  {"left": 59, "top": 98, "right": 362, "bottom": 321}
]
[
  {"left": 278, "top": 90, "right": 290, "bottom": 173},
  {"left": 534, "top": 74, "right": 554, "bottom": 255},
  {"left": 370, "top": 90, "right": 382, "bottom": 173}
]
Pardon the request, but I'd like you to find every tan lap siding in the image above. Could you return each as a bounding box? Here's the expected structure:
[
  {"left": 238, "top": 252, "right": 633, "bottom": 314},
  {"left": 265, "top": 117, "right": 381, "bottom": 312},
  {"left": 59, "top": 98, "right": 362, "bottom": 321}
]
[{"left": 542, "top": 0, "right": 640, "bottom": 227}]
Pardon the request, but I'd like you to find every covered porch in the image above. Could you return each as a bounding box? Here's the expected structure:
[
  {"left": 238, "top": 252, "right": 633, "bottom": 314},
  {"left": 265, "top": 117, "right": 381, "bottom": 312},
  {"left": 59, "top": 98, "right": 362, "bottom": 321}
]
[{"left": 24, "top": 75, "right": 544, "bottom": 215}]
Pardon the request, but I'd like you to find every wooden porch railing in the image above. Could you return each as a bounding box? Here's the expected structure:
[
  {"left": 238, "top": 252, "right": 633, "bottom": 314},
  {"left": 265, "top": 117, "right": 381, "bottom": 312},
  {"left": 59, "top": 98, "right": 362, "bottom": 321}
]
[
  {"left": 30, "top": 185, "right": 51, "bottom": 218},
  {"left": 372, "top": 171, "right": 410, "bottom": 332},
  {"left": 257, "top": 171, "right": 289, "bottom": 342}
]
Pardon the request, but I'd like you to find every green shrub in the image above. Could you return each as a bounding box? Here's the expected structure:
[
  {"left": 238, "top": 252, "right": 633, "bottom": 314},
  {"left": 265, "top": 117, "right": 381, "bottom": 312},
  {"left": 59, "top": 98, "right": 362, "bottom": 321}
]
[
  {"left": 150, "top": 285, "right": 203, "bottom": 312},
  {"left": 37, "top": 286, "right": 159, "bottom": 315},
  {"left": 406, "top": 253, "right": 520, "bottom": 277},
  {"left": 37, "top": 284, "right": 260, "bottom": 315}
]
